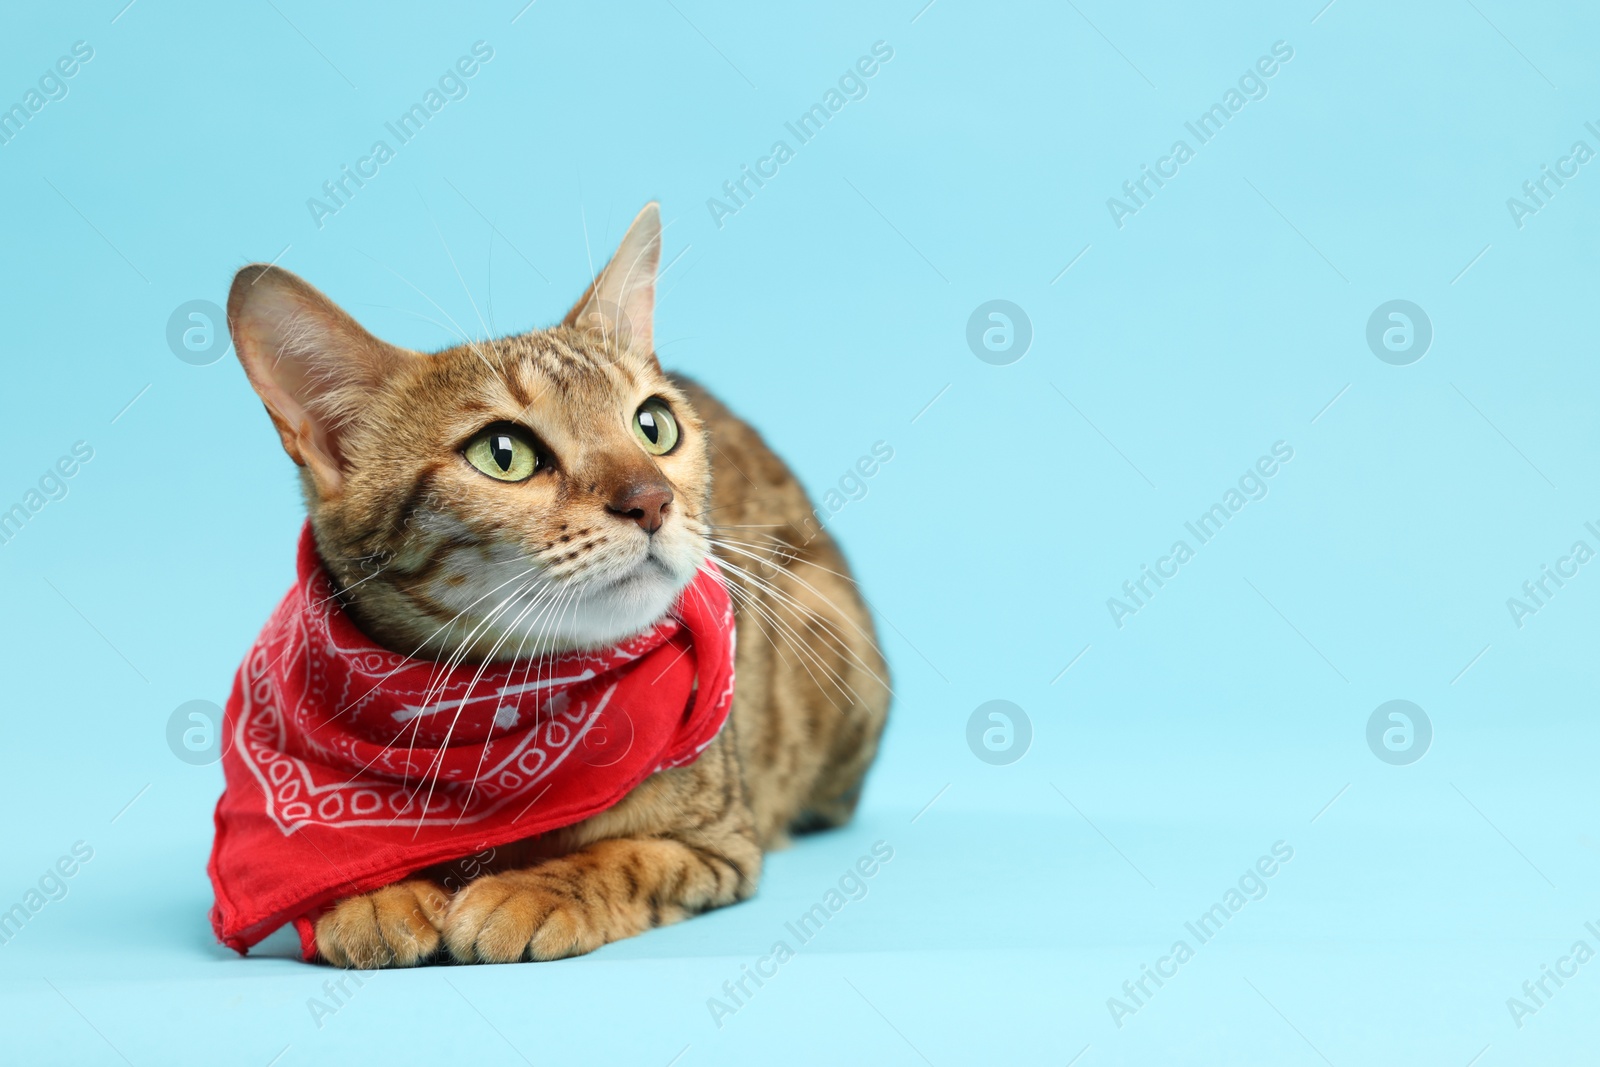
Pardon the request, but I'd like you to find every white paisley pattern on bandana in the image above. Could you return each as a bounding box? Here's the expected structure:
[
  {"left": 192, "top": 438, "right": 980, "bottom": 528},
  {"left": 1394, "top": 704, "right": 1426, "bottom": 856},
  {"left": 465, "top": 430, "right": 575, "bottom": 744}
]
[
  {"left": 233, "top": 553, "right": 731, "bottom": 833},
  {"left": 210, "top": 523, "right": 737, "bottom": 955}
]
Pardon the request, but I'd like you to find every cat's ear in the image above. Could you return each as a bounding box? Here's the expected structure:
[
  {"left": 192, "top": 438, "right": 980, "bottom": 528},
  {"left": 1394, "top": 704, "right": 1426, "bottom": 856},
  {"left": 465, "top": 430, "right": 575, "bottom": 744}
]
[
  {"left": 227, "top": 265, "right": 413, "bottom": 498},
  {"left": 562, "top": 201, "right": 661, "bottom": 359}
]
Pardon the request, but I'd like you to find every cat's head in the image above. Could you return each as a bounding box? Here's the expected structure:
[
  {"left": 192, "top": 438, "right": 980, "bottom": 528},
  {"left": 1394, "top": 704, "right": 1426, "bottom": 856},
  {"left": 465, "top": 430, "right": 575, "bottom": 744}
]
[{"left": 227, "top": 203, "right": 712, "bottom": 661}]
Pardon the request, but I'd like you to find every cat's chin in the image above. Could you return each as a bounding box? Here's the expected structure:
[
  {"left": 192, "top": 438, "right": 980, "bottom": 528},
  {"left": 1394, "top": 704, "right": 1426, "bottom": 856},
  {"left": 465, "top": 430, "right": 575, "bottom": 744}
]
[{"left": 552, "top": 551, "right": 703, "bottom": 651}]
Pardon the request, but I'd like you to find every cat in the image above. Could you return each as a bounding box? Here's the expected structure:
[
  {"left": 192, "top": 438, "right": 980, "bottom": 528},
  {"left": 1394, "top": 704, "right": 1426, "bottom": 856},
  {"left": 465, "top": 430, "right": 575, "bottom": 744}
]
[{"left": 224, "top": 203, "right": 890, "bottom": 966}]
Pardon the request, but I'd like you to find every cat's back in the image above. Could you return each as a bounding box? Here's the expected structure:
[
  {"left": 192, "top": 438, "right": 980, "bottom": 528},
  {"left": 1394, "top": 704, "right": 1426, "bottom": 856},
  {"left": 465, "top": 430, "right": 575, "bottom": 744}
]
[{"left": 669, "top": 374, "right": 890, "bottom": 843}]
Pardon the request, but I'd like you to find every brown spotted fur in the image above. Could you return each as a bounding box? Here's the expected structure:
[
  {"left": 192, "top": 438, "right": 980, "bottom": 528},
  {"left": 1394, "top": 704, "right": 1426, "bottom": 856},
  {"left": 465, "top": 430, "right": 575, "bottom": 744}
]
[{"left": 226, "top": 203, "right": 889, "bottom": 966}]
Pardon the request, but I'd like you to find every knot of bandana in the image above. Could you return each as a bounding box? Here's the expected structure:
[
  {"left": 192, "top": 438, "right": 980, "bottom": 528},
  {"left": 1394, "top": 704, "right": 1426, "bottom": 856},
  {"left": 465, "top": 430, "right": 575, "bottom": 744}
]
[{"left": 208, "top": 524, "right": 736, "bottom": 958}]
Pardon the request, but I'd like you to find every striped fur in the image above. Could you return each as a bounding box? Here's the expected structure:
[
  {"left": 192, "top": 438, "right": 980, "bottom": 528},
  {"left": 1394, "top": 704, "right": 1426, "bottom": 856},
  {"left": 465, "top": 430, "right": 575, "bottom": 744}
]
[{"left": 227, "top": 204, "right": 890, "bottom": 966}]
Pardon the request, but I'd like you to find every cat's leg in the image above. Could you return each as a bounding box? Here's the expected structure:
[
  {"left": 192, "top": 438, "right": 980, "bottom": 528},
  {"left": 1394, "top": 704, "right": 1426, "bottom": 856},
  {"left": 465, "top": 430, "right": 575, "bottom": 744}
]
[
  {"left": 314, "top": 878, "right": 450, "bottom": 968},
  {"left": 443, "top": 833, "right": 759, "bottom": 962},
  {"left": 443, "top": 732, "right": 760, "bottom": 963}
]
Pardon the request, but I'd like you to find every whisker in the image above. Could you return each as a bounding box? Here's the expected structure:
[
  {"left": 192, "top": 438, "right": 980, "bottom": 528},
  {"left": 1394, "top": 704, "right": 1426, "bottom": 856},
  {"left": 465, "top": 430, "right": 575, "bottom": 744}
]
[
  {"left": 399, "top": 576, "right": 545, "bottom": 822},
  {"left": 705, "top": 553, "right": 867, "bottom": 706},
  {"left": 451, "top": 577, "right": 580, "bottom": 797},
  {"left": 308, "top": 561, "right": 543, "bottom": 736},
  {"left": 454, "top": 580, "right": 572, "bottom": 820},
  {"left": 704, "top": 536, "right": 891, "bottom": 695},
  {"left": 414, "top": 181, "right": 501, "bottom": 370},
  {"left": 721, "top": 576, "right": 854, "bottom": 709},
  {"left": 415, "top": 577, "right": 559, "bottom": 826},
  {"left": 351, "top": 247, "right": 497, "bottom": 372},
  {"left": 330, "top": 573, "right": 545, "bottom": 801}
]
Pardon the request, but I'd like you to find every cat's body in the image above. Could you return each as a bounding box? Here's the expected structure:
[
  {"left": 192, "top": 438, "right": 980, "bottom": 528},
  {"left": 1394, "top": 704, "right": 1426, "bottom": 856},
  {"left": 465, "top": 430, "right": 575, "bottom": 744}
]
[{"left": 225, "top": 204, "right": 888, "bottom": 966}]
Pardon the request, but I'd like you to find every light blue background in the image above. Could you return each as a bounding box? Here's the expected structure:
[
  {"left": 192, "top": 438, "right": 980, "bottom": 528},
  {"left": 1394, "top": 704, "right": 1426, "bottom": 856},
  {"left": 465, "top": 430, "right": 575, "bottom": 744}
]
[{"left": 2, "top": 0, "right": 1598, "bottom": 1063}]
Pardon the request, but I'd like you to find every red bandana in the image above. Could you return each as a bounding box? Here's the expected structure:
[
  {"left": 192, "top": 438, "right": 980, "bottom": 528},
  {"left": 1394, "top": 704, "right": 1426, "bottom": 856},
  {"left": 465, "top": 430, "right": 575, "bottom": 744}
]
[{"left": 208, "top": 524, "right": 736, "bottom": 959}]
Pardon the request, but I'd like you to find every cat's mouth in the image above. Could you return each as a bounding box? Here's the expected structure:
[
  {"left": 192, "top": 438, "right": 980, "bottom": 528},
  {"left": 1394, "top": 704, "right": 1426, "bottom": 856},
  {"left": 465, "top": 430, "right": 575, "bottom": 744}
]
[
  {"left": 603, "top": 554, "right": 666, "bottom": 588},
  {"left": 445, "top": 531, "right": 707, "bottom": 654},
  {"left": 528, "top": 544, "right": 698, "bottom": 650},
  {"left": 603, "top": 543, "right": 691, "bottom": 591},
  {"left": 587, "top": 538, "right": 708, "bottom": 608}
]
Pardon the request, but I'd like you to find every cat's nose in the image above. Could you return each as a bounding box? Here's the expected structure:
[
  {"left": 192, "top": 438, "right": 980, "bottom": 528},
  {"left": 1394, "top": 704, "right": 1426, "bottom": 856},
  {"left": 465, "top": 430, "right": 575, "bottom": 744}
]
[{"left": 606, "top": 480, "right": 673, "bottom": 534}]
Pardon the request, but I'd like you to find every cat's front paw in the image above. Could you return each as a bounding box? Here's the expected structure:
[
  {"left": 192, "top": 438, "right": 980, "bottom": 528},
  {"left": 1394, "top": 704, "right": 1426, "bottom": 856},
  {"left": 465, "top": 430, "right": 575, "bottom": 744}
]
[
  {"left": 443, "top": 871, "right": 606, "bottom": 963},
  {"left": 315, "top": 879, "right": 450, "bottom": 969}
]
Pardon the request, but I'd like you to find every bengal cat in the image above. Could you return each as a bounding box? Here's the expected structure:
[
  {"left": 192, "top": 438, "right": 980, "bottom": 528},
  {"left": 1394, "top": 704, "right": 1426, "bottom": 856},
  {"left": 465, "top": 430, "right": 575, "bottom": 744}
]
[{"left": 225, "top": 203, "right": 889, "bottom": 967}]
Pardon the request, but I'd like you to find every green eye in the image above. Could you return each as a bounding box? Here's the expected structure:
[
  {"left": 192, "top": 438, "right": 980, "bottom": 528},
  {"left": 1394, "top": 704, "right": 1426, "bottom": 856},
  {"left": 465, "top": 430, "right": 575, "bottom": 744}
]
[
  {"left": 465, "top": 425, "right": 538, "bottom": 482},
  {"left": 633, "top": 399, "right": 679, "bottom": 456}
]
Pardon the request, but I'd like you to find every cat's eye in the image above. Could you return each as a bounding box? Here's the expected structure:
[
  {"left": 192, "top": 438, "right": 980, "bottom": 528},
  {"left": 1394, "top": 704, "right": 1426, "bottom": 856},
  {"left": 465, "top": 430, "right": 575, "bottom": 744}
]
[
  {"left": 633, "top": 399, "right": 680, "bottom": 456},
  {"left": 464, "top": 424, "right": 538, "bottom": 482}
]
